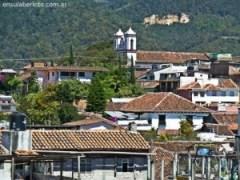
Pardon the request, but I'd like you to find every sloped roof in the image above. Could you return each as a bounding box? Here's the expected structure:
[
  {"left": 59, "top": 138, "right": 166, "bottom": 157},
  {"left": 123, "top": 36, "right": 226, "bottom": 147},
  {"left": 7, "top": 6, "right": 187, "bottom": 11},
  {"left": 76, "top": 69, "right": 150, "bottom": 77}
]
[
  {"left": 24, "top": 65, "right": 108, "bottom": 72},
  {"left": 137, "top": 80, "right": 159, "bottom": 89},
  {"left": 63, "top": 115, "right": 119, "bottom": 129},
  {"left": 32, "top": 130, "right": 150, "bottom": 152},
  {"left": 121, "top": 92, "right": 211, "bottom": 113},
  {"left": 106, "top": 102, "right": 127, "bottom": 111},
  {"left": 179, "top": 79, "right": 238, "bottom": 90},
  {"left": 137, "top": 51, "right": 209, "bottom": 64},
  {"left": 203, "top": 123, "right": 234, "bottom": 136},
  {"left": 211, "top": 112, "right": 238, "bottom": 130}
]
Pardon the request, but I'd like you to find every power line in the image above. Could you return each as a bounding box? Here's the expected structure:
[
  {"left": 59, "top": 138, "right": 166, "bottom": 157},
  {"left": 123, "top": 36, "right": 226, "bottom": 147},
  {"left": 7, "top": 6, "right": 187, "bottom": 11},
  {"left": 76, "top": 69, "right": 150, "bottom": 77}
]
[{"left": 0, "top": 54, "right": 120, "bottom": 61}]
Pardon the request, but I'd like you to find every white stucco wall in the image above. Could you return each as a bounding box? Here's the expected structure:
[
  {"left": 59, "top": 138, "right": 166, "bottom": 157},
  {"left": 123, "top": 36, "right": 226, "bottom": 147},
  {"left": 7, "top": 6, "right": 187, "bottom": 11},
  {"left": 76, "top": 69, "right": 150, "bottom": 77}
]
[
  {"left": 0, "top": 162, "right": 11, "bottom": 180},
  {"left": 192, "top": 90, "right": 239, "bottom": 104}
]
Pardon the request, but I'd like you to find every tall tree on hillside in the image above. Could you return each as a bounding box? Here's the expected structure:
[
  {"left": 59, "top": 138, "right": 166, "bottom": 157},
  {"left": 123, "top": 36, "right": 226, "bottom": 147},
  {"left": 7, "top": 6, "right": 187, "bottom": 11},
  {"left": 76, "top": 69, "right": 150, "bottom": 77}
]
[
  {"left": 68, "top": 45, "right": 74, "bottom": 65},
  {"left": 129, "top": 56, "right": 135, "bottom": 85},
  {"left": 86, "top": 77, "right": 106, "bottom": 113}
]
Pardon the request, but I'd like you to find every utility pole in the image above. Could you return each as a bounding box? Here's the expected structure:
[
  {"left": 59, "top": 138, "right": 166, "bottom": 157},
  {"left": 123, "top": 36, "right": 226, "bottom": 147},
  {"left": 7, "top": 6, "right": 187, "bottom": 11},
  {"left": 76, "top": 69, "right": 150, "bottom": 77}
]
[{"left": 236, "top": 111, "right": 240, "bottom": 180}]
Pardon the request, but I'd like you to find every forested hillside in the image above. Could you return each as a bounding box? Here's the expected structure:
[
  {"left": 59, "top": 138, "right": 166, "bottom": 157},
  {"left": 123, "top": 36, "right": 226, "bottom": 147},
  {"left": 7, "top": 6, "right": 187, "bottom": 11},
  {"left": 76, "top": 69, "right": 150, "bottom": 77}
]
[{"left": 1, "top": 0, "right": 240, "bottom": 59}]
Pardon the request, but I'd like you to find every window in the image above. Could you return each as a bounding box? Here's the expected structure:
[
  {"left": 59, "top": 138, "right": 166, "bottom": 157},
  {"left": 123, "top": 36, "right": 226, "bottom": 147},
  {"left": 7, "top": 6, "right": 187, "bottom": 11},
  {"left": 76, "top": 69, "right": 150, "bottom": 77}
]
[
  {"left": 159, "top": 115, "right": 166, "bottom": 126},
  {"left": 186, "top": 115, "right": 193, "bottom": 126},
  {"left": 79, "top": 72, "right": 85, "bottom": 77},
  {"left": 117, "top": 159, "right": 134, "bottom": 172},
  {"left": 193, "top": 92, "right": 198, "bottom": 96},
  {"left": 212, "top": 91, "right": 217, "bottom": 96},
  {"left": 52, "top": 72, "right": 55, "bottom": 76},
  {"left": 130, "top": 39, "right": 134, "bottom": 50},
  {"left": 80, "top": 159, "right": 91, "bottom": 172},
  {"left": 200, "top": 92, "right": 205, "bottom": 97},
  {"left": 2, "top": 105, "right": 10, "bottom": 111},
  {"left": 0, "top": 162, "right": 4, "bottom": 169},
  {"left": 220, "top": 91, "right": 226, "bottom": 96},
  {"left": 229, "top": 91, "right": 235, "bottom": 96},
  {"left": 60, "top": 72, "right": 75, "bottom": 77}
]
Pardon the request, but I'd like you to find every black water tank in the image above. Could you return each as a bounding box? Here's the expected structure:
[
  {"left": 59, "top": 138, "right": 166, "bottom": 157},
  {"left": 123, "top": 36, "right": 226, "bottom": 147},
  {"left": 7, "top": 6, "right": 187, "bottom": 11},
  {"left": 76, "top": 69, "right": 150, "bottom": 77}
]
[{"left": 9, "top": 112, "right": 27, "bottom": 131}]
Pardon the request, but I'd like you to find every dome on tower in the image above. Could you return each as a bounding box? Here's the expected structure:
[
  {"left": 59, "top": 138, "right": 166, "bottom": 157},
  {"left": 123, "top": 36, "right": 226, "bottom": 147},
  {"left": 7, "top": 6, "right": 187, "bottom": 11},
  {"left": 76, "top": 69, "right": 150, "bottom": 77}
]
[
  {"left": 125, "top": 27, "right": 136, "bottom": 35},
  {"left": 115, "top": 29, "right": 124, "bottom": 36}
]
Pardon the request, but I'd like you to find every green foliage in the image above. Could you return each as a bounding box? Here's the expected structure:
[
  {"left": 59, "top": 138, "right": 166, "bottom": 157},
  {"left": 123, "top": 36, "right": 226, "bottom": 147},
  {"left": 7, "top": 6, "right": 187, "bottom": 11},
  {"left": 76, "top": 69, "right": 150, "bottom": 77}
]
[
  {"left": 142, "top": 129, "right": 158, "bottom": 141},
  {"left": 55, "top": 80, "right": 89, "bottom": 103},
  {"left": 0, "top": 75, "right": 23, "bottom": 94},
  {"left": 58, "top": 103, "right": 81, "bottom": 124},
  {"left": 27, "top": 72, "right": 40, "bottom": 94},
  {"left": 179, "top": 120, "right": 195, "bottom": 140},
  {"left": 1, "top": 0, "right": 240, "bottom": 62},
  {"left": 18, "top": 90, "right": 60, "bottom": 125},
  {"left": 86, "top": 77, "right": 106, "bottom": 113},
  {"left": 99, "top": 67, "right": 144, "bottom": 98}
]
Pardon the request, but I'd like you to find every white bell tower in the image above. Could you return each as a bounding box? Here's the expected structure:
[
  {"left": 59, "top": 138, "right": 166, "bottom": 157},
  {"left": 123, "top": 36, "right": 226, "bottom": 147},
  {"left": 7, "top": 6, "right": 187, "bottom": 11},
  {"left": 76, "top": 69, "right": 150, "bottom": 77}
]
[
  {"left": 124, "top": 27, "right": 137, "bottom": 66},
  {"left": 114, "top": 29, "right": 125, "bottom": 52}
]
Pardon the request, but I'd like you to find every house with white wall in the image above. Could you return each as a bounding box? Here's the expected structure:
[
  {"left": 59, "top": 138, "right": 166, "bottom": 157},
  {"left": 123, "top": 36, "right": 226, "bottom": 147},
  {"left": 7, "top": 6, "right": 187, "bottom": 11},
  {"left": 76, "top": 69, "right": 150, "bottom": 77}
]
[
  {"left": 22, "top": 62, "right": 108, "bottom": 87},
  {"left": 1, "top": 129, "right": 152, "bottom": 180},
  {"left": 0, "top": 95, "right": 16, "bottom": 112},
  {"left": 177, "top": 72, "right": 239, "bottom": 105},
  {"left": 119, "top": 92, "right": 211, "bottom": 133}
]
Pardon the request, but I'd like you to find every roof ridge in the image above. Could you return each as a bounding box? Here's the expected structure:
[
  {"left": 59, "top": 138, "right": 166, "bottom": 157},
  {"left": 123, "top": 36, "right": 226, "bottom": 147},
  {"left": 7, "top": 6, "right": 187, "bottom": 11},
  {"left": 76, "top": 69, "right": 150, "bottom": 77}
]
[
  {"left": 137, "top": 50, "right": 207, "bottom": 55},
  {"left": 173, "top": 93, "right": 213, "bottom": 112},
  {"left": 153, "top": 92, "right": 170, "bottom": 110}
]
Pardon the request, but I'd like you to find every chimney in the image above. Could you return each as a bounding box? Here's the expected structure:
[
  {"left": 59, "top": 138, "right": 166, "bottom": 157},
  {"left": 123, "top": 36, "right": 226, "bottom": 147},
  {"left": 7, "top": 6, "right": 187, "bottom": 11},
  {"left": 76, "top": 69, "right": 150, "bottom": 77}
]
[{"left": 128, "top": 122, "right": 137, "bottom": 133}]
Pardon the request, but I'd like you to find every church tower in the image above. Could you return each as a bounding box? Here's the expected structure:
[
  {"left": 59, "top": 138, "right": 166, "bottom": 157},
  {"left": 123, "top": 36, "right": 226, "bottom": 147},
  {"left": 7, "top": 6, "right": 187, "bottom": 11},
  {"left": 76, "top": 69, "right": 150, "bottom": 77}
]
[
  {"left": 125, "top": 27, "right": 137, "bottom": 66},
  {"left": 114, "top": 29, "right": 125, "bottom": 52},
  {"left": 114, "top": 27, "right": 137, "bottom": 66}
]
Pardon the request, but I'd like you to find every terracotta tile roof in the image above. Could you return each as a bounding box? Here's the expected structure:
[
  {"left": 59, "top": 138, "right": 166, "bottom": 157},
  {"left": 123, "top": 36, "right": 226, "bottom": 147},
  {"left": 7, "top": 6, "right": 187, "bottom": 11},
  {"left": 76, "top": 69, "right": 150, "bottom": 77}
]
[
  {"left": 25, "top": 66, "right": 108, "bottom": 72},
  {"left": 0, "top": 145, "right": 8, "bottom": 155},
  {"left": 203, "top": 84, "right": 220, "bottom": 91},
  {"left": 135, "top": 69, "right": 149, "bottom": 79},
  {"left": 153, "top": 146, "right": 174, "bottom": 179},
  {"left": 179, "top": 79, "right": 238, "bottom": 90},
  {"left": 136, "top": 51, "right": 209, "bottom": 64},
  {"left": 211, "top": 112, "right": 238, "bottom": 130},
  {"left": 32, "top": 130, "right": 150, "bottom": 152},
  {"left": 203, "top": 123, "right": 234, "bottom": 136},
  {"left": 158, "top": 129, "right": 180, "bottom": 136},
  {"left": 121, "top": 92, "right": 211, "bottom": 113},
  {"left": 180, "top": 81, "right": 201, "bottom": 89},
  {"left": 63, "top": 115, "right": 119, "bottom": 129},
  {"left": 219, "top": 79, "right": 239, "bottom": 88},
  {"left": 106, "top": 102, "right": 127, "bottom": 111},
  {"left": 137, "top": 80, "right": 159, "bottom": 89}
]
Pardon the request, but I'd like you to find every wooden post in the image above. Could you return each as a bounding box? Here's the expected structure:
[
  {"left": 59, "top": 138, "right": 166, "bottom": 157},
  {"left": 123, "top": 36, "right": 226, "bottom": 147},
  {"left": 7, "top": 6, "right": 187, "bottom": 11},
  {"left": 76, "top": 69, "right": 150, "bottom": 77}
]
[
  {"left": 191, "top": 158, "right": 195, "bottom": 180},
  {"left": 206, "top": 157, "right": 211, "bottom": 180},
  {"left": 161, "top": 160, "right": 164, "bottom": 180},
  {"left": 188, "top": 154, "right": 191, "bottom": 180},
  {"left": 173, "top": 153, "right": 177, "bottom": 180},
  {"left": 78, "top": 156, "right": 81, "bottom": 180},
  {"left": 218, "top": 158, "right": 221, "bottom": 179},
  {"left": 11, "top": 156, "right": 14, "bottom": 180},
  {"left": 60, "top": 160, "right": 63, "bottom": 180},
  {"left": 29, "top": 161, "right": 33, "bottom": 180},
  {"left": 72, "top": 159, "right": 74, "bottom": 180},
  {"left": 147, "top": 155, "right": 151, "bottom": 180},
  {"left": 201, "top": 157, "right": 205, "bottom": 179}
]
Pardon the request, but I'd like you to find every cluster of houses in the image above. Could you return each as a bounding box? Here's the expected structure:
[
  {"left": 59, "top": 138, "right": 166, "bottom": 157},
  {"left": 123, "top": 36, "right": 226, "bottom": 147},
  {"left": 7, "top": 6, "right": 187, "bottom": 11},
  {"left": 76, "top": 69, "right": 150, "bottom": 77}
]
[{"left": 0, "top": 28, "right": 238, "bottom": 179}]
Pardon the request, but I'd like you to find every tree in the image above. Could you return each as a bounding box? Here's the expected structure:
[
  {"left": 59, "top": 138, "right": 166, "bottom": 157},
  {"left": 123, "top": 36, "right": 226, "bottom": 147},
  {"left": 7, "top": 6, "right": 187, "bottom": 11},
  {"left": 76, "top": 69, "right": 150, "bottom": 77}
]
[
  {"left": 179, "top": 120, "right": 195, "bottom": 139},
  {"left": 86, "top": 77, "right": 106, "bottom": 113},
  {"left": 18, "top": 90, "right": 60, "bottom": 125},
  {"left": 55, "top": 80, "right": 88, "bottom": 103},
  {"left": 68, "top": 45, "right": 74, "bottom": 65},
  {"left": 129, "top": 56, "right": 135, "bottom": 85},
  {"left": 58, "top": 103, "right": 81, "bottom": 124},
  {"left": 27, "top": 72, "right": 40, "bottom": 94}
]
